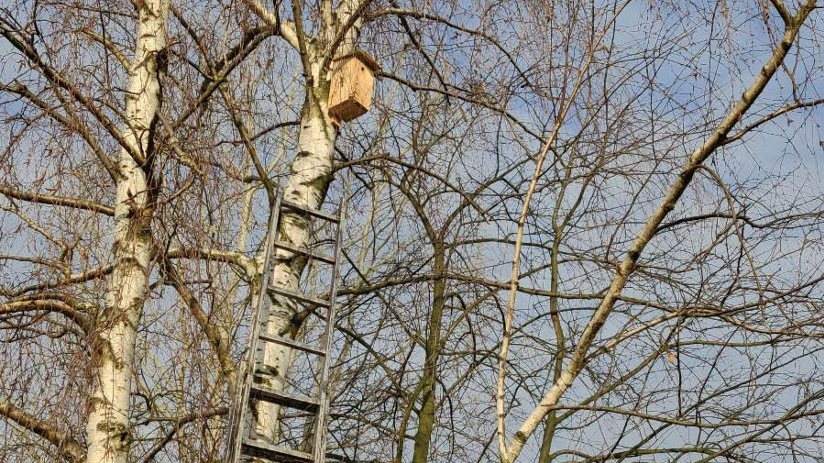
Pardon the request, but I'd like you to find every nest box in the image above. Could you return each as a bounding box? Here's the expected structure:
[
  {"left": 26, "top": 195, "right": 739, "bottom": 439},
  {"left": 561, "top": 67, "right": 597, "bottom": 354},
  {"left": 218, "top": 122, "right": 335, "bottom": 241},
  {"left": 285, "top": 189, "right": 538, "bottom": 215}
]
[{"left": 328, "top": 50, "right": 380, "bottom": 126}]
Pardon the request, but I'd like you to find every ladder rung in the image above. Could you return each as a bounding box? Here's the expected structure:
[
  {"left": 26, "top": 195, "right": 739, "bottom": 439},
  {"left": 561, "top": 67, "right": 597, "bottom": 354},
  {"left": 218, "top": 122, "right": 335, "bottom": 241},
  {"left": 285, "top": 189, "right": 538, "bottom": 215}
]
[
  {"left": 249, "top": 382, "right": 320, "bottom": 412},
  {"left": 274, "top": 240, "right": 336, "bottom": 264},
  {"left": 258, "top": 333, "right": 326, "bottom": 356},
  {"left": 281, "top": 199, "right": 340, "bottom": 223},
  {"left": 325, "top": 451, "right": 352, "bottom": 462},
  {"left": 241, "top": 438, "right": 313, "bottom": 463},
  {"left": 268, "top": 285, "right": 330, "bottom": 308}
]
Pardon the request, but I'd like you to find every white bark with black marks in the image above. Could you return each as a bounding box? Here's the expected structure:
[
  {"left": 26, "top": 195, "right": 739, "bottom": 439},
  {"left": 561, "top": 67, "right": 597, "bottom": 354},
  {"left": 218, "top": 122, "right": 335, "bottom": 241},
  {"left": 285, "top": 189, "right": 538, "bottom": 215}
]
[
  {"left": 251, "top": 0, "right": 365, "bottom": 445},
  {"left": 84, "top": 2, "right": 169, "bottom": 462}
]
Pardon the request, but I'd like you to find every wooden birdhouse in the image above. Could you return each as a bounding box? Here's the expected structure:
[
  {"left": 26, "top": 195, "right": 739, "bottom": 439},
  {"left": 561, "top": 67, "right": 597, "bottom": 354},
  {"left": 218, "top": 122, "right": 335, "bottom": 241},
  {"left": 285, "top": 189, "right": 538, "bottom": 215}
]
[{"left": 328, "top": 50, "right": 379, "bottom": 126}]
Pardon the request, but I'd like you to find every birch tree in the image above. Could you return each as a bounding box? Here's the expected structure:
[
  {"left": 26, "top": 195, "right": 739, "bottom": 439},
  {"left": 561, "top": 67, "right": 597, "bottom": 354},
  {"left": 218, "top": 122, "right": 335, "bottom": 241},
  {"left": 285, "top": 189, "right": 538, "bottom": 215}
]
[
  {"left": 0, "top": 1, "right": 172, "bottom": 460},
  {"left": 4, "top": 1, "right": 824, "bottom": 463},
  {"left": 493, "top": 1, "right": 824, "bottom": 462},
  {"left": 0, "top": 1, "right": 272, "bottom": 461},
  {"left": 83, "top": 2, "right": 170, "bottom": 461},
  {"left": 236, "top": 0, "right": 371, "bottom": 446}
]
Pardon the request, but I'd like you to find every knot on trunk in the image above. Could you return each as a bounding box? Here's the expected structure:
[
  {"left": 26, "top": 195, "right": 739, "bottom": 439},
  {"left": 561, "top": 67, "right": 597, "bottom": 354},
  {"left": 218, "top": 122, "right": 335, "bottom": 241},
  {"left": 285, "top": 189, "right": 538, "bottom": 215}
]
[{"left": 97, "top": 420, "right": 132, "bottom": 450}]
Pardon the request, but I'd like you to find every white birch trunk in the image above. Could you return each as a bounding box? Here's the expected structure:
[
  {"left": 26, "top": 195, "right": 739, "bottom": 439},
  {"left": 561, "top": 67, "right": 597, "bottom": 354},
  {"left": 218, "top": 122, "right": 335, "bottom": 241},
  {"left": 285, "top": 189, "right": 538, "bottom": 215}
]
[
  {"left": 254, "top": 72, "right": 338, "bottom": 442},
  {"left": 250, "top": 0, "right": 365, "bottom": 446},
  {"left": 84, "top": 2, "right": 169, "bottom": 462}
]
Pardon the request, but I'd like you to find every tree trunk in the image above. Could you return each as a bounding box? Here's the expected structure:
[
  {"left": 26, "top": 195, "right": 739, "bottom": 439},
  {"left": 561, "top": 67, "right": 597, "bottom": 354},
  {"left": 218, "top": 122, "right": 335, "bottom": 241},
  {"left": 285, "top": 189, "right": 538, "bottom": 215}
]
[
  {"left": 84, "top": 2, "right": 168, "bottom": 462},
  {"left": 412, "top": 242, "right": 446, "bottom": 463},
  {"left": 253, "top": 77, "right": 338, "bottom": 442},
  {"left": 250, "top": 0, "right": 364, "bottom": 446}
]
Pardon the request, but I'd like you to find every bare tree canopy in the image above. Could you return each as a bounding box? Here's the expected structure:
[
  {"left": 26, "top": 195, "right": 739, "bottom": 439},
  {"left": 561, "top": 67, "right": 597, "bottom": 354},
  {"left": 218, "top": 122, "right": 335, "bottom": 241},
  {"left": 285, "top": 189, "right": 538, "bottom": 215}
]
[{"left": 2, "top": 1, "right": 824, "bottom": 462}]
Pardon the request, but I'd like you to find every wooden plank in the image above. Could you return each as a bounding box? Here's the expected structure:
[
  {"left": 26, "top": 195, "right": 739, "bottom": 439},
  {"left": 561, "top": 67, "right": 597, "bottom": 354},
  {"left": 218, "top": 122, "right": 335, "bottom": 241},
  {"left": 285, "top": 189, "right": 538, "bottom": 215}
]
[
  {"left": 274, "top": 240, "right": 336, "bottom": 264},
  {"left": 258, "top": 333, "right": 326, "bottom": 356},
  {"left": 241, "top": 439, "right": 313, "bottom": 463},
  {"left": 249, "top": 383, "right": 320, "bottom": 413},
  {"left": 280, "top": 199, "right": 339, "bottom": 223},
  {"left": 267, "top": 285, "right": 330, "bottom": 308}
]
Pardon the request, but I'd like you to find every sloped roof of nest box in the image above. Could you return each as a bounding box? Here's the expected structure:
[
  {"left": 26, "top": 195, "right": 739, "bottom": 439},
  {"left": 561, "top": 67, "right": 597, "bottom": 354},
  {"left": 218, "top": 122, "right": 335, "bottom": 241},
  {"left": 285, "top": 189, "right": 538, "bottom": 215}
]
[{"left": 333, "top": 49, "right": 380, "bottom": 73}]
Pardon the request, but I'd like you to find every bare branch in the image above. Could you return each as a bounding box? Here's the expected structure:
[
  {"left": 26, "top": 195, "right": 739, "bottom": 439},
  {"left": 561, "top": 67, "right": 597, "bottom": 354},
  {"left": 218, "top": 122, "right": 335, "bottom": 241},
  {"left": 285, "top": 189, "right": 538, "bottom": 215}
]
[
  {"left": 0, "top": 296, "right": 92, "bottom": 333},
  {"left": 79, "top": 28, "right": 130, "bottom": 69},
  {"left": 290, "top": 0, "right": 313, "bottom": 83},
  {"left": 238, "top": 0, "right": 299, "bottom": 49},
  {"left": 769, "top": 0, "right": 793, "bottom": 25},
  {"left": 0, "top": 400, "right": 86, "bottom": 463},
  {"left": 0, "top": 185, "right": 114, "bottom": 216},
  {"left": 0, "top": 21, "right": 141, "bottom": 165},
  {"left": 503, "top": 2, "right": 818, "bottom": 459},
  {"left": 163, "top": 259, "right": 236, "bottom": 389},
  {"left": 136, "top": 407, "right": 228, "bottom": 463},
  {"left": 1, "top": 81, "right": 120, "bottom": 180},
  {"left": 7, "top": 264, "right": 114, "bottom": 298},
  {"left": 722, "top": 98, "right": 824, "bottom": 146},
  {"left": 171, "top": 25, "right": 276, "bottom": 130},
  {"left": 165, "top": 247, "right": 257, "bottom": 277}
]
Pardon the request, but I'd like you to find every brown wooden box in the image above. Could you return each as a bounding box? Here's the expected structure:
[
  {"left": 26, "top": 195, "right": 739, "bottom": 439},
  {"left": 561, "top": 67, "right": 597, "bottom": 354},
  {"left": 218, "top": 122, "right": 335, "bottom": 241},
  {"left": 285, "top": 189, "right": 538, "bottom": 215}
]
[{"left": 328, "top": 50, "right": 379, "bottom": 124}]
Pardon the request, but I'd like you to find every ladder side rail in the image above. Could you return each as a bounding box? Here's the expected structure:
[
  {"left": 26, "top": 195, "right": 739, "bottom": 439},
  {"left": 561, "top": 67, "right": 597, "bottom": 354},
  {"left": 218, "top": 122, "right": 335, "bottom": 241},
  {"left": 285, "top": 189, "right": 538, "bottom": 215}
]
[
  {"left": 227, "top": 192, "right": 283, "bottom": 463},
  {"left": 312, "top": 199, "right": 346, "bottom": 462},
  {"left": 225, "top": 388, "right": 241, "bottom": 462}
]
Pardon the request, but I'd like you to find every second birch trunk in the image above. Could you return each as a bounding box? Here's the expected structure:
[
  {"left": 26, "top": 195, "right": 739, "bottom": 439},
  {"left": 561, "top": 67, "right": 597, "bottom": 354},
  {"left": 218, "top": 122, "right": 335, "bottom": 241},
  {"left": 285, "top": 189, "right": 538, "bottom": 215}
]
[{"left": 84, "top": 2, "right": 168, "bottom": 463}]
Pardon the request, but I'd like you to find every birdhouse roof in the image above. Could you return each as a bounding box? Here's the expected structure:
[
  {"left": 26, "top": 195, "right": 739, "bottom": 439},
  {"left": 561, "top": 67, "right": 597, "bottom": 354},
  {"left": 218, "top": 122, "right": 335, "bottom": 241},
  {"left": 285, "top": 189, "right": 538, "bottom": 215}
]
[{"left": 333, "top": 49, "right": 380, "bottom": 72}]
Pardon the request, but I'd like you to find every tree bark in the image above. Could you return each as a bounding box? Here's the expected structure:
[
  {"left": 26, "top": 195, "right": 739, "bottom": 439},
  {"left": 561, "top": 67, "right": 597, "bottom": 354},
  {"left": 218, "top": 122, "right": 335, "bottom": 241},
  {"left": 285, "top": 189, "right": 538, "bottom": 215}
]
[
  {"left": 251, "top": 0, "right": 367, "bottom": 444},
  {"left": 84, "top": 2, "right": 169, "bottom": 462},
  {"left": 253, "top": 56, "right": 339, "bottom": 443},
  {"left": 411, "top": 241, "right": 446, "bottom": 463}
]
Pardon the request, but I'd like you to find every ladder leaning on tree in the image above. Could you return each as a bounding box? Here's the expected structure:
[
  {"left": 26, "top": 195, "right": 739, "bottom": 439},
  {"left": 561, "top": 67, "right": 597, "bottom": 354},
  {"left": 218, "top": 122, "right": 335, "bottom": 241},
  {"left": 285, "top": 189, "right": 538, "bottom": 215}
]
[{"left": 226, "top": 190, "right": 345, "bottom": 463}]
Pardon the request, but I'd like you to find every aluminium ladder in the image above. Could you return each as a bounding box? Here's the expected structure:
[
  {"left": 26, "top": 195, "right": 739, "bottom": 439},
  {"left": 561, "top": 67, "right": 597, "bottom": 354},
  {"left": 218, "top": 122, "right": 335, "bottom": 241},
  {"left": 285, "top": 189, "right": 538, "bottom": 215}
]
[{"left": 226, "top": 192, "right": 345, "bottom": 463}]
